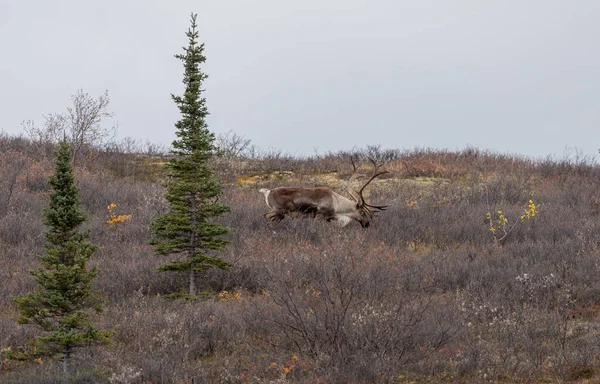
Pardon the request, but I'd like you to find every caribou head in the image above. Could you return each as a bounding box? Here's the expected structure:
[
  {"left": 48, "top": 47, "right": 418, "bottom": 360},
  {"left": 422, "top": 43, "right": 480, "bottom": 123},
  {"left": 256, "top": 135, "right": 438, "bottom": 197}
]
[{"left": 259, "top": 157, "right": 389, "bottom": 228}]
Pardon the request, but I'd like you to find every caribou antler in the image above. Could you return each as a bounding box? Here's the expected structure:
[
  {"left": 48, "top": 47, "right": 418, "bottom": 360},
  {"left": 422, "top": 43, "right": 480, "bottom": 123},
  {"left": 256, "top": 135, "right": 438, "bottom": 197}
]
[{"left": 355, "top": 157, "right": 389, "bottom": 215}]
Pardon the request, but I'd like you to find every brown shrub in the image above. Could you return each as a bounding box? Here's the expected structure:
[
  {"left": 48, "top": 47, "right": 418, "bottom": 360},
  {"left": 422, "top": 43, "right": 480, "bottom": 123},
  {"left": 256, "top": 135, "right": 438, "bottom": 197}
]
[{"left": 2, "top": 137, "right": 600, "bottom": 383}]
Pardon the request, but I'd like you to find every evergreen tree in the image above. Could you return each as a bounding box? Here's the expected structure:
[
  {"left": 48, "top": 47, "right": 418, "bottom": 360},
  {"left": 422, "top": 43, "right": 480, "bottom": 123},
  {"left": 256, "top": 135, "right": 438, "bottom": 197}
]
[
  {"left": 14, "top": 140, "right": 110, "bottom": 375},
  {"left": 150, "top": 13, "right": 230, "bottom": 297}
]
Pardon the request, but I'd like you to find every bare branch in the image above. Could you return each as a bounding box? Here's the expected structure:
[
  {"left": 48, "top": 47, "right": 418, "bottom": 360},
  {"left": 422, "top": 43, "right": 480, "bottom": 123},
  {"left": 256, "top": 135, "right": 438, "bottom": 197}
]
[{"left": 345, "top": 155, "right": 365, "bottom": 201}]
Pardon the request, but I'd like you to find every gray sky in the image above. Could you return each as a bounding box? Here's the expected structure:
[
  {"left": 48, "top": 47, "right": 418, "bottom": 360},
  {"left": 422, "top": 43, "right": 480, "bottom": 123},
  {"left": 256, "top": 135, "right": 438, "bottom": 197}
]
[{"left": 1, "top": 0, "right": 599, "bottom": 159}]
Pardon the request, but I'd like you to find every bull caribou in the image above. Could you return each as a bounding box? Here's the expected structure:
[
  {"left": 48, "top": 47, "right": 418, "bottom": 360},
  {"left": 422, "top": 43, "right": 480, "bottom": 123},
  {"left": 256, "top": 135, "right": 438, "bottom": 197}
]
[{"left": 259, "top": 158, "right": 389, "bottom": 228}]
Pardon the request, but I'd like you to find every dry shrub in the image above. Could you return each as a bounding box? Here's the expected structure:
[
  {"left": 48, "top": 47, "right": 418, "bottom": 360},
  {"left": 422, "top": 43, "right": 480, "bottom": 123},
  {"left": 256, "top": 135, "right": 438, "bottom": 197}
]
[
  {"left": 2, "top": 137, "right": 600, "bottom": 382},
  {"left": 250, "top": 235, "right": 458, "bottom": 380}
]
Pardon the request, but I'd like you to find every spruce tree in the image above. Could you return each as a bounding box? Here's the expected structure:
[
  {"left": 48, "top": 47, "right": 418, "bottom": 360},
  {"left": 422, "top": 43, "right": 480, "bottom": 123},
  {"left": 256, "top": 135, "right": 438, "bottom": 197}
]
[
  {"left": 150, "top": 13, "right": 230, "bottom": 297},
  {"left": 14, "top": 140, "right": 110, "bottom": 375}
]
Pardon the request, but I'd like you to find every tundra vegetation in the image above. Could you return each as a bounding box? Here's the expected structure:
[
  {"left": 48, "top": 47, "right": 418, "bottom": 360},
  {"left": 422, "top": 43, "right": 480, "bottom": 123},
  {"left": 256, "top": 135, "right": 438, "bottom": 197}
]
[{"left": 1, "top": 132, "right": 600, "bottom": 383}]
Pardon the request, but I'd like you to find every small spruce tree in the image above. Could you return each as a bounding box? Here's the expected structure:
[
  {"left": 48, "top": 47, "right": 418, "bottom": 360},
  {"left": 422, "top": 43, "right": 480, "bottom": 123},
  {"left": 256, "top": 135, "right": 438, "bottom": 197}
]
[
  {"left": 150, "top": 13, "right": 230, "bottom": 297},
  {"left": 14, "top": 140, "right": 110, "bottom": 375}
]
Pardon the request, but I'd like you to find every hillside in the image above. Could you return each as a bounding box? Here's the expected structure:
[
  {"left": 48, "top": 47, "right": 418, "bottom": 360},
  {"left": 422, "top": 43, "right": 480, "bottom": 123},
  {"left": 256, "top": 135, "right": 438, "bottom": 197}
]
[{"left": 1, "top": 135, "right": 600, "bottom": 383}]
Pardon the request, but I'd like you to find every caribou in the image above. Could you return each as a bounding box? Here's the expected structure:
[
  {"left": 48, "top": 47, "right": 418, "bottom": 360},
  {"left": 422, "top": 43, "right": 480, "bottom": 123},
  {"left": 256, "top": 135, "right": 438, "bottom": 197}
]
[{"left": 259, "top": 158, "right": 389, "bottom": 228}]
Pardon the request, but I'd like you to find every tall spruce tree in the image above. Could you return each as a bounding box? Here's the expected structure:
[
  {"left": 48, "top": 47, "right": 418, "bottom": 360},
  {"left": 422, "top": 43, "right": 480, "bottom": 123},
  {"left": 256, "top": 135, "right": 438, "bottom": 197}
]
[
  {"left": 14, "top": 140, "right": 110, "bottom": 375},
  {"left": 150, "top": 13, "right": 230, "bottom": 297}
]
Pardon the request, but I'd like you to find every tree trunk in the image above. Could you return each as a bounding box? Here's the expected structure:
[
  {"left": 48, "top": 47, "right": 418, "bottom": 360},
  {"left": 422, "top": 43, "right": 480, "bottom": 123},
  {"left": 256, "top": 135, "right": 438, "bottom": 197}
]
[
  {"left": 189, "top": 192, "right": 197, "bottom": 296},
  {"left": 189, "top": 270, "right": 196, "bottom": 296},
  {"left": 63, "top": 349, "right": 70, "bottom": 376}
]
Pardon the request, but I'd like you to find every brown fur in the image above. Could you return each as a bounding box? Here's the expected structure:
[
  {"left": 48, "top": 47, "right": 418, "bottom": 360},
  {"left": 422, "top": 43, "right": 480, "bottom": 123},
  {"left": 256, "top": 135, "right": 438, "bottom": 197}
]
[
  {"left": 260, "top": 187, "right": 379, "bottom": 228},
  {"left": 264, "top": 188, "right": 336, "bottom": 223}
]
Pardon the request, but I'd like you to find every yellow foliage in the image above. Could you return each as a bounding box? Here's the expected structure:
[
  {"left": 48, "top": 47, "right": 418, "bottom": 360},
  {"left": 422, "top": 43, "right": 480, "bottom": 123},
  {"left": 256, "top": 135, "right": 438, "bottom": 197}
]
[
  {"left": 486, "top": 210, "right": 508, "bottom": 233},
  {"left": 485, "top": 196, "right": 540, "bottom": 243},
  {"left": 217, "top": 290, "right": 242, "bottom": 301},
  {"left": 280, "top": 353, "right": 298, "bottom": 376},
  {"left": 107, "top": 203, "right": 132, "bottom": 227},
  {"left": 520, "top": 199, "right": 537, "bottom": 221}
]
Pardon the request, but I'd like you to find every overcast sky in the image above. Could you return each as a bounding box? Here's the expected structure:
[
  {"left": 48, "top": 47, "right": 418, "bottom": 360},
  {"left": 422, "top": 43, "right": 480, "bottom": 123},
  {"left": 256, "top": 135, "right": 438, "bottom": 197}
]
[{"left": 1, "top": 1, "right": 599, "bottom": 159}]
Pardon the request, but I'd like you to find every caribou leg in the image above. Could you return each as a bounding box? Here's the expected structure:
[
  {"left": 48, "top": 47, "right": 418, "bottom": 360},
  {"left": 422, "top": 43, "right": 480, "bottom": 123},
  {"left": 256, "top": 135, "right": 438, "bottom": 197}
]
[{"left": 264, "top": 211, "right": 284, "bottom": 227}]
